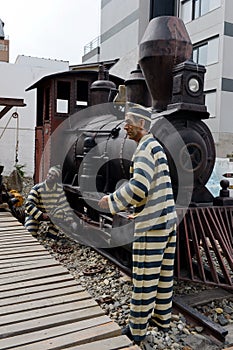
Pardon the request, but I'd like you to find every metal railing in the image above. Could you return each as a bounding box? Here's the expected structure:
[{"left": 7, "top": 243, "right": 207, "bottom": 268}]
[{"left": 84, "top": 36, "right": 100, "bottom": 55}]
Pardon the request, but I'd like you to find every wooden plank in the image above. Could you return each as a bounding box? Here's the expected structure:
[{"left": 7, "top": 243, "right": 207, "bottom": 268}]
[
  {"left": 0, "top": 241, "right": 43, "bottom": 248},
  {"left": 0, "top": 278, "right": 78, "bottom": 299},
  {"left": 0, "top": 231, "right": 33, "bottom": 238},
  {"left": 0, "top": 237, "right": 35, "bottom": 243},
  {"left": 0, "top": 229, "right": 31, "bottom": 235},
  {"left": 0, "top": 259, "right": 60, "bottom": 276},
  {"left": 0, "top": 305, "right": 105, "bottom": 339},
  {"left": 0, "top": 234, "right": 37, "bottom": 241},
  {"left": 0, "top": 298, "right": 98, "bottom": 326},
  {"left": 0, "top": 273, "right": 74, "bottom": 292},
  {"left": 0, "top": 232, "right": 30, "bottom": 238},
  {"left": 0, "top": 317, "right": 121, "bottom": 349},
  {"left": 0, "top": 242, "right": 42, "bottom": 249},
  {"left": 0, "top": 290, "right": 91, "bottom": 316},
  {"left": 0, "top": 285, "right": 84, "bottom": 307},
  {"left": 0, "top": 254, "right": 50, "bottom": 263},
  {"left": 0, "top": 211, "right": 13, "bottom": 216},
  {"left": 0, "top": 221, "right": 24, "bottom": 227},
  {"left": 0, "top": 227, "right": 26, "bottom": 231},
  {"left": 0, "top": 251, "right": 51, "bottom": 260},
  {"left": 66, "top": 335, "right": 133, "bottom": 350},
  {"left": 0, "top": 255, "right": 51, "bottom": 266},
  {"left": 0, "top": 231, "right": 31, "bottom": 237},
  {"left": 0, "top": 236, "right": 35, "bottom": 242},
  {"left": 0, "top": 225, "right": 26, "bottom": 231},
  {"left": 0, "top": 217, "right": 18, "bottom": 222},
  {"left": 0, "top": 226, "right": 26, "bottom": 231},
  {"left": 0, "top": 246, "right": 48, "bottom": 255},
  {"left": 0, "top": 265, "right": 72, "bottom": 285},
  {"left": 0, "top": 96, "right": 25, "bottom": 106},
  {"left": 0, "top": 259, "right": 58, "bottom": 270}
]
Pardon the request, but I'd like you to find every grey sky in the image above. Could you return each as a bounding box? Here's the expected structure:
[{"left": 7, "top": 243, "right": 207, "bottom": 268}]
[{"left": 1, "top": 0, "right": 101, "bottom": 65}]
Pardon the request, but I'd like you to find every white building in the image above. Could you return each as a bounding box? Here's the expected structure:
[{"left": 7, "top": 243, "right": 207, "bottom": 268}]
[
  {"left": 0, "top": 55, "right": 69, "bottom": 177},
  {"left": 82, "top": 0, "right": 233, "bottom": 158}
]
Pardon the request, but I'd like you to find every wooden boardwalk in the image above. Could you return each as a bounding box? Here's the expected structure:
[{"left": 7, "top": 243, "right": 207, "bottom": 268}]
[{"left": 0, "top": 210, "right": 140, "bottom": 350}]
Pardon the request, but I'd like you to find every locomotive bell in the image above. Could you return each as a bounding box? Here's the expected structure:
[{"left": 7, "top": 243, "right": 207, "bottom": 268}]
[
  {"left": 90, "top": 64, "right": 118, "bottom": 106},
  {"left": 139, "top": 16, "right": 192, "bottom": 111}
]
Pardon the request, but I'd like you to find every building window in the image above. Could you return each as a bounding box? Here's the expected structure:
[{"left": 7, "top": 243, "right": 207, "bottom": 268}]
[
  {"left": 0, "top": 43, "right": 7, "bottom": 51},
  {"left": 180, "top": 0, "right": 192, "bottom": 23},
  {"left": 44, "top": 87, "right": 50, "bottom": 121},
  {"left": 76, "top": 80, "right": 89, "bottom": 107},
  {"left": 150, "top": 0, "right": 176, "bottom": 19},
  {"left": 56, "top": 81, "right": 70, "bottom": 114},
  {"left": 180, "top": 0, "right": 221, "bottom": 23},
  {"left": 205, "top": 89, "right": 217, "bottom": 118},
  {"left": 193, "top": 36, "right": 219, "bottom": 66}
]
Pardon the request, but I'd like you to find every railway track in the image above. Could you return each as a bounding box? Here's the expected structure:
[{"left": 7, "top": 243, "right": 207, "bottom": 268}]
[{"left": 95, "top": 247, "right": 231, "bottom": 343}]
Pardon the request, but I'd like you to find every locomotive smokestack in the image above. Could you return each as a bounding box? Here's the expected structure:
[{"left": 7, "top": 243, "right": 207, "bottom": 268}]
[{"left": 139, "top": 16, "right": 192, "bottom": 111}]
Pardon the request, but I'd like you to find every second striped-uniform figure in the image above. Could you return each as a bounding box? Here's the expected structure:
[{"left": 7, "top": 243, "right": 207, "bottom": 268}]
[
  {"left": 98, "top": 103, "right": 177, "bottom": 345},
  {"left": 25, "top": 165, "right": 76, "bottom": 239}
]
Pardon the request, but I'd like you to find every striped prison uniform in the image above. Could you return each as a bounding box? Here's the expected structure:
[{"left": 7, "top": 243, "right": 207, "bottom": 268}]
[
  {"left": 108, "top": 133, "right": 177, "bottom": 343},
  {"left": 25, "top": 181, "right": 72, "bottom": 237}
]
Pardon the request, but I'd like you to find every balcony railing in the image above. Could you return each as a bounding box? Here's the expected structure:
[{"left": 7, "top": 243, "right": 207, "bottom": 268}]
[{"left": 84, "top": 36, "right": 100, "bottom": 55}]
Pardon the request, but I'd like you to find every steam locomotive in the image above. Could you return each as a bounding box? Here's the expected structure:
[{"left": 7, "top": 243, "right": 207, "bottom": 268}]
[
  {"left": 36, "top": 16, "right": 217, "bottom": 265},
  {"left": 23, "top": 16, "right": 226, "bottom": 279}
]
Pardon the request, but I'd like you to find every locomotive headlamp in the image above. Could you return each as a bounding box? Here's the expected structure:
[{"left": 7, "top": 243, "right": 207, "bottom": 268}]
[
  {"left": 168, "top": 59, "right": 208, "bottom": 115},
  {"left": 188, "top": 77, "right": 200, "bottom": 93}
]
